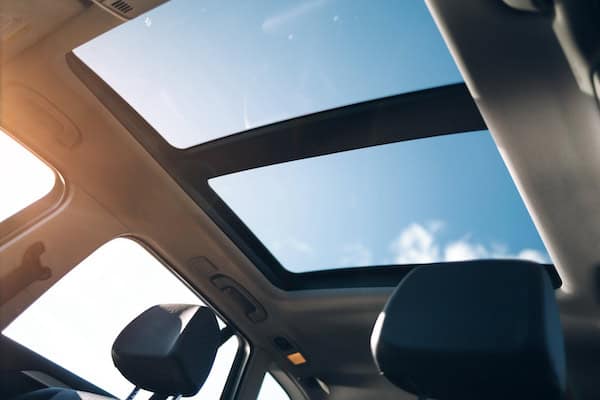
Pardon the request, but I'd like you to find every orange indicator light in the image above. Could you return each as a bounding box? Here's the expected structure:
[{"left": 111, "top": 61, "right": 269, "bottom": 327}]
[{"left": 287, "top": 352, "right": 307, "bottom": 365}]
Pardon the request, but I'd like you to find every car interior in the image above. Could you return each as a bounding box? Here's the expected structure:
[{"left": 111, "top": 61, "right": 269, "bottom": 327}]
[{"left": 1, "top": 0, "right": 600, "bottom": 399}]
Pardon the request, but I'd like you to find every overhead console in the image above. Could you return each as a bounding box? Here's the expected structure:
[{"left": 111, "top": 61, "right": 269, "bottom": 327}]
[{"left": 91, "top": 0, "right": 169, "bottom": 20}]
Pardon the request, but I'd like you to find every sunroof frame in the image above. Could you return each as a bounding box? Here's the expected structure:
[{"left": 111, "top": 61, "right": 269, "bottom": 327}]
[{"left": 67, "top": 52, "right": 560, "bottom": 290}]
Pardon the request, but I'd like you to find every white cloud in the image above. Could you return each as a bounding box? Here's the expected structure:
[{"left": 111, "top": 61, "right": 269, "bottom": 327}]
[
  {"left": 339, "top": 243, "right": 372, "bottom": 267},
  {"left": 390, "top": 223, "right": 440, "bottom": 264},
  {"left": 389, "top": 222, "right": 549, "bottom": 264},
  {"left": 267, "top": 223, "right": 549, "bottom": 269},
  {"left": 262, "top": 0, "right": 328, "bottom": 33},
  {"left": 517, "top": 249, "right": 548, "bottom": 264},
  {"left": 444, "top": 239, "right": 549, "bottom": 264},
  {"left": 444, "top": 240, "right": 488, "bottom": 262}
]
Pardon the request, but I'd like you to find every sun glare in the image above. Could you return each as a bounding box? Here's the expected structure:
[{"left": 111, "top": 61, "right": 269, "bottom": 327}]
[{"left": 0, "top": 130, "right": 55, "bottom": 222}]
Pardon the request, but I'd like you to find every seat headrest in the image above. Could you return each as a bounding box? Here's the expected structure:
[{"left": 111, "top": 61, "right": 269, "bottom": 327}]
[
  {"left": 371, "top": 262, "right": 566, "bottom": 400},
  {"left": 112, "top": 304, "right": 221, "bottom": 396}
]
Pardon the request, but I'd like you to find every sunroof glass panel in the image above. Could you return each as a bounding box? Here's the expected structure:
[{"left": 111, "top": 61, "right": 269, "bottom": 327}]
[
  {"left": 209, "top": 131, "right": 550, "bottom": 273},
  {"left": 75, "top": 0, "right": 462, "bottom": 148}
]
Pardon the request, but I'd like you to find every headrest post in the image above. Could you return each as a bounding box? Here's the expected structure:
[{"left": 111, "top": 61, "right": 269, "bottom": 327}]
[
  {"left": 220, "top": 325, "right": 235, "bottom": 345},
  {"left": 148, "top": 394, "right": 168, "bottom": 400},
  {"left": 125, "top": 386, "right": 140, "bottom": 400}
]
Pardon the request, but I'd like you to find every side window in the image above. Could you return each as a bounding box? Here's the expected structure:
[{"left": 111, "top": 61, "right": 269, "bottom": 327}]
[
  {"left": 257, "top": 373, "right": 291, "bottom": 400},
  {"left": 0, "top": 129, "right": 55, "bottom": 223},
  {"left": 2, "top": 238, "right": 240, "bottom": 399}
]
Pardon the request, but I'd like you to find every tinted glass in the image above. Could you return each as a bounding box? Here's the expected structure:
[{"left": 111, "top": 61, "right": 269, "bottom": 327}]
[
  {"left": 75, "top": 0, "right": 461, "bottom": 148},
  {"left": 209, "top": 131, "right": 549, "bottom": 273},
  {"left": 3, "top": 238, "right": 239, "bottom": 399}
]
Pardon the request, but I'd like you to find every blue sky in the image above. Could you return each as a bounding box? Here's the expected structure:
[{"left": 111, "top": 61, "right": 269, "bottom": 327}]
[
  {"left": 74, "top": 0, "right": 550, "bottom": 272},
  {"left": 76, "top": 0, "right": 461, "bottom": 148},
  {"left": 210, "top": 131, "right": 549, "bottom": 272}
]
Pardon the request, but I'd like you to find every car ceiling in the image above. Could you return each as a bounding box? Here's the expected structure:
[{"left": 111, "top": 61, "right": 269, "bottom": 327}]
[{"left": 1, "top": 1, "right": 600, "bottom": 399}]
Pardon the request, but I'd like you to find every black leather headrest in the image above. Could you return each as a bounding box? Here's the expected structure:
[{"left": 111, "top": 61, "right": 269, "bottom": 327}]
[
  {"left": 371, "top": 262, "right": 566, "bottom": 400},
  {"left": 112, "top": 304, "right": 221, "bottom": 396}
]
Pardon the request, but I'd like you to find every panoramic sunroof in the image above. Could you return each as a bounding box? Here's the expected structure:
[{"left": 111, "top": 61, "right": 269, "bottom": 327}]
[
  {"left": 209, "top": 131, "right": 550, "bottom": 273},
  {"left": 75, "top": 0, "right": 461, "bottom": 148}
]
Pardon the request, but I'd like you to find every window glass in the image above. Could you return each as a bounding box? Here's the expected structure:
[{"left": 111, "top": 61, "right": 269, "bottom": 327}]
[
  {"left": 0, "top": 129, "right": 55, "bottom": 223},
  {"left": 75, "top": 0, "right": 461, "bottom": 148},
  {"left": 257, "top": 373, "right": 291, "bottom": 400},
  {"left": 209, "top": 131, "right": 550, "bottom": 273},
  {"left": 3, "top": 238, "right": 239, "bottom": 399}
]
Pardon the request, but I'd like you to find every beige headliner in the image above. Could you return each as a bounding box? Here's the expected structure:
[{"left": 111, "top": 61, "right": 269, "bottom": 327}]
[{"left": 2, "top": 1, "right": 600, "bottom": 399}]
